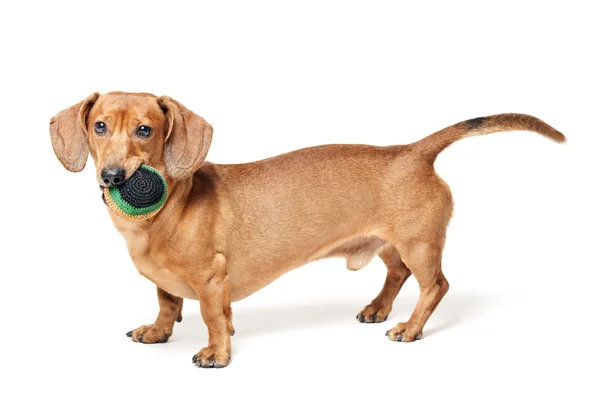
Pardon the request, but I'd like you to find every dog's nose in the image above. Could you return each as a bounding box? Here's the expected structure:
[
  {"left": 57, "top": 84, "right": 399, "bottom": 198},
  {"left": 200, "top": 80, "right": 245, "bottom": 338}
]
[{"left": 101, "top": 167, "right": 126, "bottom": 187}]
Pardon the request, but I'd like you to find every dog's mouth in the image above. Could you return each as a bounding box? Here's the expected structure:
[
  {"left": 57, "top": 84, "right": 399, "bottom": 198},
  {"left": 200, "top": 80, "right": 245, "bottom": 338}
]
[{"left": 99, "top": 185, "right": 108, "bottom": 206}]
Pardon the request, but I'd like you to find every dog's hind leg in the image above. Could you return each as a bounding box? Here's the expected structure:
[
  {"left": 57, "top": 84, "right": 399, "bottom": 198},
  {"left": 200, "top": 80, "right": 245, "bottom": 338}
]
[
  {"left": 356, "top": 244, "right": 412, "bottom": 323},
  {"left": 385, "top": 240, "right": 449, "bottom": 342}
]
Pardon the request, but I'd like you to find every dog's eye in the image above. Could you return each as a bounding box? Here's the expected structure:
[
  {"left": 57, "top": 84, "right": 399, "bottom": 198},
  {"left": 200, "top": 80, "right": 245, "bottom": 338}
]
[
  {"left": 94, "top": 121, "right": 107, "bottom": 135},
  {"left": 136, "top": 125, "right": 153, "bottom": 139}
]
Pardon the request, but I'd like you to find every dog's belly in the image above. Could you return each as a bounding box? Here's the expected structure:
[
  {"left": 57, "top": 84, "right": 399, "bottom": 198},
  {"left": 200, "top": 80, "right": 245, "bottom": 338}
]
[{"left": 227, "top": 235, "right": 388, "bottom": 302}]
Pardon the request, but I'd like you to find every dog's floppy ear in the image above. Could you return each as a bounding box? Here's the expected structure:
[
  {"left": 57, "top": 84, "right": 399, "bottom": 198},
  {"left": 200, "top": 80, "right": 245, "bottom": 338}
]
[
  {"left": 49, "top": 93, "right": 99, "bottom": 172},
  {"left": 158, "top": 96, "right": 213, "bottom": 180}
]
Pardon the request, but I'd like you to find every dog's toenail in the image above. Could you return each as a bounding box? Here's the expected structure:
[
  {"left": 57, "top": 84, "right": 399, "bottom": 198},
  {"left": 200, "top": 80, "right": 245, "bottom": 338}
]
[
  {"left": 371, "top": 315, "right": 377, "bottom": 323},
  {"left": 126, "top": 331, "right": 132, "bottom": 337},
  {"left": 396, "top": 334, "right": 403, "bottom": 342},
  {"left": 359, "top": 314, "right": 365, "bottom": 322},
  {"left": 192, "top": 354, "right": 198, "bottom": 363},
  {"left": 157, "top": 334, "right": 169, "bottom": 343},
  {"left": 384, "top": 316, "right": 388, "bottom": 321},
  {"left": 385, "top": 330, "right": 390, "bottom": 336},
  {"left": 156, "top": 334, "right": 169, "bottom": 343},
  {"left": 231, "top": 329, "right": 236, "bottom": 336},
  {"left": 137, "top": 335, "right": 143, "bottom": 342},
  {"left": 215, "top": 357, "right": 231, "bottom": 368},
  {"left": 176, "top": 315, "right": 183, "bottom": 323}
]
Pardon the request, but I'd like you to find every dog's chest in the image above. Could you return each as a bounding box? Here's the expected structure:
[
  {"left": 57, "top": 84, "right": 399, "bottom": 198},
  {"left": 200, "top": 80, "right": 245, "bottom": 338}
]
[
  {"left": 133, "top": 255, "right": 199, "bottom": 300},
  {"left": 116, "top": 221, "right": 199, "bottom": 300}
]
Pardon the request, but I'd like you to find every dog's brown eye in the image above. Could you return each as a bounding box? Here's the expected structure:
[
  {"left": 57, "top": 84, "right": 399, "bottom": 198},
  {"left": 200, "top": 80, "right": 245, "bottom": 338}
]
[
  {"left": 94, "top": 121, "right": 107, "bottom": 135},
  {"left": 136, "top": 125, "right": 153, "bottom": 139}
]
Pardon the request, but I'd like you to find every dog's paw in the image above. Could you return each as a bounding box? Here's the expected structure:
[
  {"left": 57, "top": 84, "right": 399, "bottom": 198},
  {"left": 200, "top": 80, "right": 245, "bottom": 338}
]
[
  {"left": 356, "top": 303, "right": 391, "bottom": 323},
  {"left": 126, "top": 324, "right": 172, "bottom": 344},
  {"left": 192, "top": 346, "right": 231, "bottom": 368},
  {"left": 385, "top": 322, "right": 423, "bottom": 342}
]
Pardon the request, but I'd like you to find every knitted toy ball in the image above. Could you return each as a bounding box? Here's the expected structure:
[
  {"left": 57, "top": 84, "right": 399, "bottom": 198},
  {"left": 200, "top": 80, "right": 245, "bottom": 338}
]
[{"left": 103, "top": 165, "right": 167, "bottom": 221}]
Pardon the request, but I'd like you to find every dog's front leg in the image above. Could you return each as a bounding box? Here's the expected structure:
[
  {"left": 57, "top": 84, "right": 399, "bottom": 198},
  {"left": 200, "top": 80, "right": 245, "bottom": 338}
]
[
  {"left": 191, "top": 254, "right": 233, "bottom": 368},
  {"left": 126, "top": 287, "right": 183, "bottom": 343}
]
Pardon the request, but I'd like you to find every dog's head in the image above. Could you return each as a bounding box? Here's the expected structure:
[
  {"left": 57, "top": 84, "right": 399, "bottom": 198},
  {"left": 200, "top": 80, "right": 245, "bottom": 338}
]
[{"left": 50, "top": 92, "right": 213, "bottom": 186}]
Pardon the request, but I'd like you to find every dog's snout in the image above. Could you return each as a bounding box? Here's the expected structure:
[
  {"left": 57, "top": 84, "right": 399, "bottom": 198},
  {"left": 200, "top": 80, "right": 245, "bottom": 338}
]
[{"left": 101, "top": 167, "right": 126, "bottom": 187}]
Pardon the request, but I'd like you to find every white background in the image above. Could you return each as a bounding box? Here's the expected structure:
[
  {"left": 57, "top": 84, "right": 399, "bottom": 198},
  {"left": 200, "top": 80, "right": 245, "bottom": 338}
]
[{"left": 1, "top": 1, "right": 598, "bottom": 399}]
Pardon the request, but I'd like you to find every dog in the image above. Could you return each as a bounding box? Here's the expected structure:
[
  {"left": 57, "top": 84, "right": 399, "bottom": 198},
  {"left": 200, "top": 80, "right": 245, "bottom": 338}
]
[{"left": 50, "top": 92, "right": 565, "bottom": 368}]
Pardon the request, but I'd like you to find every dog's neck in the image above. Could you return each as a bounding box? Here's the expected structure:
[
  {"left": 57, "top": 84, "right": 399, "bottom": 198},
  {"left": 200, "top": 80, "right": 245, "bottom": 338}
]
[{"left": 108, "top": 175, "right": 195, "bottom": 254}]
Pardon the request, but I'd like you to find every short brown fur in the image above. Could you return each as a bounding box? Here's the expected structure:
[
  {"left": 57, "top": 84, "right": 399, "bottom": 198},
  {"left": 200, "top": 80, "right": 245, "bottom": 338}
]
[{"left": 50, "top": 92, "right": 565, "bottom": 367}]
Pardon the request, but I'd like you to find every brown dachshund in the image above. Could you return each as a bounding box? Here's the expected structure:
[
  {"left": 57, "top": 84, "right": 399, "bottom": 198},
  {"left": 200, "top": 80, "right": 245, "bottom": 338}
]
[{"left": 50, "top": 92, "right": 565, "bottom": 368}]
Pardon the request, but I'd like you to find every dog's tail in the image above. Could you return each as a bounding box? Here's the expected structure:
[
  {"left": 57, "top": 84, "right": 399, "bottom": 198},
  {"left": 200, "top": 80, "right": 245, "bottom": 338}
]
[{"left": 411, "top": 113, "right": 566, "bottom": 163}]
